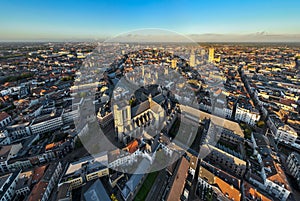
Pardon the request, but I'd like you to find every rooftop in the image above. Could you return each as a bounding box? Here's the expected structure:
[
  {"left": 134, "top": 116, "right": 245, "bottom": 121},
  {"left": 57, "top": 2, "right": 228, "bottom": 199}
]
[
  {"left": 57, "top": 183, "right": 71, "bottom": 200},
  {"left": 16, "top": 170, "right": 32, "bottom": 190},
  {"left": 64, "top": 152, "right": 107, "bottom": 176},
  {"left": 31, "top": 108, "right": 63, "bottom": 125},
  {"left": 42, "top": 162, "right": 60, "bottom": 182},
  {"left": 200, "top": 161, "right": 241, "bottom": 189},
  {"left": 215, "top": 176, "right": 241, "bottom": 201},
  {"left": 0, "top": 171, "right": 20, "bottom": 198},
  {"left": 244, "top": 182, "right": 272, "bottom": 201},
  {"left": 32, "top": 165, "right": 47, "bottom": 184},
  {"left": 166, "top": 157, "right": 189, "bottom": 201},
  {"left": 0, "top": 112, "right": 10, "bottom": 122},
  {"left": 0, "top": 143, "right": 22, "bottom": 162},
  {"left": 84, "top": 179, "right": 111, "bottom": 201},
  {"left": 180, "top": 105, "right": 244, "bottom": 137},
  {"left": 28, "top": 181, "right": 48, "bottom": 201},
  {"left": 201, "top": 144, "right": 246, "bottom": 166},
  {"left": 121, "top": 158, "right": 151, "bottom": 199}
]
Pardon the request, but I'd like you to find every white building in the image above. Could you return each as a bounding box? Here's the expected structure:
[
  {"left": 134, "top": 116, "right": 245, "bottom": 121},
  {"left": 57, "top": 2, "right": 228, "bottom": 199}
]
[
  {"left": 234, "top": 104, "right": 260, "bottom": 125},
  {"left": 213, "top": 107, "right": 232, "bottom": 118},
  {"left": 208, "top": 48, "right": 214, "bottom": 63},
  {"left": 0, "top": 143, "right": 23, "bottom": 174},
  {"left": 275, "top": 124, "right": 298, "bottom": 145},
  {"left": 6, "top": 123, "right": 31, "bottom": 142},
  {"left": 0, "top": 130, "right": 10, "bottom": 145},
  {"left": 267, "top": 114, "right": 298, "bottom": 145},
  {"left": 0, "top": 171, "right": 20, "bottom": 201},
  {"left": 15, "top": 171, "right": 32, "bottom": 197},
  {"left": 59, "top": 153, "right": 109, "bottom": 190},
  {"left": 62, "top": 109, "right": 79, "bottom": 124},
  {"left": 30, "top": 110, "right": 63, "bottom": 135},
  {"left": 286, "top": 152, "right": 300, "bottom": 187},
  {"left": 250, "top": 133, "right": 291, "bottom": 201},
  {"left": 7, "top": 159, "right": 32, "bottom": 172},
  {"left": 189, "top": 51, "right": 196, "bottom": 67}
]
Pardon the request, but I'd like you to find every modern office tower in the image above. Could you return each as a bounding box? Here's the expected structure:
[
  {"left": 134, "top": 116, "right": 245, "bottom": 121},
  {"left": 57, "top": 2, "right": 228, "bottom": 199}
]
[
  {"left": 200, "top": 49, "right": 206, "bottom": 55},
  {"left": 171, "top": 59, "right": 177, "bottom": 68},
  {"left": 190, "top": 50, "right": 196, "bottom": 67},
  {"left": 142, "top": 65, "right": 145, "bottom": 77},
  {"left": 208, "top": 48, "right": 215, "bottom": 62}
]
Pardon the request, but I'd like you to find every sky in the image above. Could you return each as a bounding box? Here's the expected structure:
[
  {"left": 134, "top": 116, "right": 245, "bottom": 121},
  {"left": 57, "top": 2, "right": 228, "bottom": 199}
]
[{"left": 1, "top": 0, "right": 300, "bottom": 42}]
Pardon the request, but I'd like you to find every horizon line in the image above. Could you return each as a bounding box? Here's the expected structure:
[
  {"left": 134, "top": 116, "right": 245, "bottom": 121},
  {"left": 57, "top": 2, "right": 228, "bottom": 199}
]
[
  {"left": 1, "top": 33, "right": 300, "bottom": 43},
  {"left": 2, "top": 40, "right": 300, "bottom": 44}
]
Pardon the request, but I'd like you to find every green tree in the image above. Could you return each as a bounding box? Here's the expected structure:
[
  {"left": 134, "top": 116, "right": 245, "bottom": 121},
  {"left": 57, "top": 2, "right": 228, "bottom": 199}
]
[
  {"left": 79, "top": 92, "right": 87, "bottom": 97},
  {"left": 257, "top": 120, "right": 265, "bottom": 128}
]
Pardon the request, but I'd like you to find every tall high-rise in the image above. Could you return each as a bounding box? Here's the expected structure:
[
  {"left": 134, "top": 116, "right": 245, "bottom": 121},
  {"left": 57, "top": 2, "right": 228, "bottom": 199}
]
[
  {"left": 190, "top": 50, "right": 196, "bottom": 67},
  {"left": 208, "top": 48, "right": 215, "bottom": 63},
  {"left": 171, "top": 59, "right": 177, "bottom": 68}
]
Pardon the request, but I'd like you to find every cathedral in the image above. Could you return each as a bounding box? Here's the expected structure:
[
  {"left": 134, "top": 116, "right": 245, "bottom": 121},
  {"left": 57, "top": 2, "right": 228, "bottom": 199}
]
[{"left": 113, "top": 93, "right": 167, "bottom": 144}]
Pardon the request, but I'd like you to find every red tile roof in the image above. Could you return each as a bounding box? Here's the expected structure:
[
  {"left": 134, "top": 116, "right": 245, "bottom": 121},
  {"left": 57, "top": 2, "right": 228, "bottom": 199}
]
[
  {"left": 28, "top": 181, "right": 48, "bottom": 201},
  {"left": 166, "top": 157, "right": 189, "bottom": 201},
  {"left": 125, "top": 140, "right": 139, "bottom": 153},
  {"left": 215, "top": 177, "right": 241, "bottom": 201},
  {"left": 244, "top": 182, "right": 272, "bottom": 201},
  {"left": 0, "top": 112, "right": 10, "bottom": 121},
  {"left": 32, "top": 165, "right": 47, "bottom": 183}
]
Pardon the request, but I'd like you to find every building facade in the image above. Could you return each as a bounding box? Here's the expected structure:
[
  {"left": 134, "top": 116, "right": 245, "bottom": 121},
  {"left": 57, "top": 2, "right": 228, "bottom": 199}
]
[{"left": 286, "top": 152, "right": 300, "bottom": 188}]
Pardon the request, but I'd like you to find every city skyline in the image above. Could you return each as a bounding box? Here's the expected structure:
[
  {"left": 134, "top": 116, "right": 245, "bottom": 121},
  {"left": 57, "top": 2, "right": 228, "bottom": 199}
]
[{"left": 1, "top": 0, "right": 300, "bottom": 42}]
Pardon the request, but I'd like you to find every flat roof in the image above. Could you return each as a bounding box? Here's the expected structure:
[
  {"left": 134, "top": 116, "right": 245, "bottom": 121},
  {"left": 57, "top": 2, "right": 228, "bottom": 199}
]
[
  {"left": 201, "top": 144, "right": 246, "bottom": 166},
  {"left": 0, "top": 146, "right": 12, "bottom": 159},
  {"left": 31, "top": 108, "right": 63, "bottom": 125},
  {"left": 65, "top": 152, "right": 107, "bottom": 175},
  {"left": 180, "top": 105, "right": 244, "bottom": 137}
]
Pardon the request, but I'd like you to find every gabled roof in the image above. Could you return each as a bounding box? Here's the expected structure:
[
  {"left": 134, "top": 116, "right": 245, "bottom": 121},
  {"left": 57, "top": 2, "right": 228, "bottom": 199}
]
[
  {"left": 131, "top": 100, "right": 150, "bottom": 117},
  {"left": 0, "top": 112, "right": 10, "bottom": 122},
  {"left": 28, "top": 181, "right": 48, "bottom": 201},
  {"left": 215, "top": 177, "right": 241, "bottom": 201},
  {"left": 166, "top": 157, "right": 189, "bottom": 201}
]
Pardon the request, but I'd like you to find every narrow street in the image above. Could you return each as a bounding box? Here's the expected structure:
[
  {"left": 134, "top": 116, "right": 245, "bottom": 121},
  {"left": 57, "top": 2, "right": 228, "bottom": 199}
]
[{"left": 238, "top": 66, "right": 300, "bottom": 201}]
